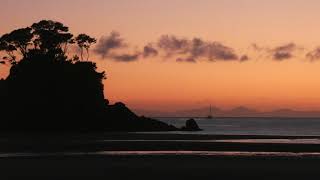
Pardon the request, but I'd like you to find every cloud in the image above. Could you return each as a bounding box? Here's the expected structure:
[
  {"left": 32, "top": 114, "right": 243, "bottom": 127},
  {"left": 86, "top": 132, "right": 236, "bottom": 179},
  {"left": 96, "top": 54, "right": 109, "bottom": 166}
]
[
  {"left": 251, "top": 43, "right": 305, "bottom": 61},
  {"left": 176, "top": 57, "right": 196, "bottom": 63},
  {"left": 157, "top": 35, "right": 189, "bottom": 56},
  {"left": 240, "top": 55, "right": 249, "bottom": 62},
  {"left": 306, "top": 48, "right": 320, "bottom": 61},
  {"left": 93, "top": 33, "right": 309, "bottom": 64},
  {"left": 94, "top": 31, "right": 126, "bottom": 58},
  {"left": 273, "top": 43, "right": 296, "bottom": 52},
  {"left": 270, "top": 43, "right": 297, "bottom": 61},
  {"left": 273, "top": 51, "right": 292, "bottom": 60},
  {"left": 157, "top": 35, "right": 239, "bottom": 62},
  {"left": 94, "top": 31, "right": 140, "bottom": 62},
  {"left": 90, "top": 29, "right": 320, "bottom": 64},
  {"left": 111, "top": 52, "right": 141, "bottom": 62},
  {"left": 205, "top": 42, "right": 239, "bottom": 61},
  {"left": 143, "top": 44, "right": 158, "bottom": 58},
  {"left": 251, "top": 43, "right": 265, "bottom": 52}
]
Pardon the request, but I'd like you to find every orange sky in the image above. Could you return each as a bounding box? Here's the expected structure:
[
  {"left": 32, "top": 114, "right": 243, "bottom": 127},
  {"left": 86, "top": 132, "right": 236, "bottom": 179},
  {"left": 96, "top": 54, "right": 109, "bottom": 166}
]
[{"left": 2, "top": 0, "right": 320, "bottom": 111}]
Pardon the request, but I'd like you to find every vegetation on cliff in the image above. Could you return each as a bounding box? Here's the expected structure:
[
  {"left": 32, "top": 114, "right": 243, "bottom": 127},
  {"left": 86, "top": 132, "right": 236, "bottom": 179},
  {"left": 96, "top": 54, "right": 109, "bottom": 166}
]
[{"left": 0, "top": 20, "right": 177, "bottom": 132}]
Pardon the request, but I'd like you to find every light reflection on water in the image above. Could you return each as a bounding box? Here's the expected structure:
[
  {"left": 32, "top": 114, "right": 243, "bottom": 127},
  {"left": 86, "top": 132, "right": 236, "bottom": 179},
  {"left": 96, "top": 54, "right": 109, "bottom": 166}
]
[
  {"left": 97, "top": 151, "right": 320, "bottom": 157},
  {"left": 214, "top": 139, "right": 320, "bottom": 144},
  {"left": 2, "top": 151, "right": 320, "bottom": 158},
  {"left": 101, "top": 139, "right": 320, "bottom": 144}
]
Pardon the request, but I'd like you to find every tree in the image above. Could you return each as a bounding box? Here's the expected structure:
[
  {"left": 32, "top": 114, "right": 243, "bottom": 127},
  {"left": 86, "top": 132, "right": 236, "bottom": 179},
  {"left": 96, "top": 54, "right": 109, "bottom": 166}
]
[
  {"left": 31, "top": 20, "right": 74, "bottom": 55},
  {"left": 0, "top": 20, "right": 96, "bottom": 66},
  {"left": 0, "top": 38, "right": 18, "bottom": 65},
  {"left": 75, "top": 34, "right": 97, "bottom": 61},
  {"left": 1, "top": 28, "right": 33, "bottom": 57},
  {"left": 0, "top": 27, "right": 33, "bottom": 65}
]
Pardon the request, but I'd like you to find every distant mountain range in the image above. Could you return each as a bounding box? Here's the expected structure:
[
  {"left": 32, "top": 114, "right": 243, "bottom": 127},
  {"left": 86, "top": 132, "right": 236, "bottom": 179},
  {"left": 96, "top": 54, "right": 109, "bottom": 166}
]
[{"left": 134, "top": 106, "right": 320, "bottom": 118}]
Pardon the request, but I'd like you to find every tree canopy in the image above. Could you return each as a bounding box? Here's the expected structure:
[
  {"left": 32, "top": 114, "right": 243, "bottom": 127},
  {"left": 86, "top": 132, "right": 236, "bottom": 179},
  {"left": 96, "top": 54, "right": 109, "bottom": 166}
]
[
  {"left": 75, "top": 34, "right": 97, "bottom": 61},
  {"left": 0, "top": 20, "right": 96, "bottom": 65}
]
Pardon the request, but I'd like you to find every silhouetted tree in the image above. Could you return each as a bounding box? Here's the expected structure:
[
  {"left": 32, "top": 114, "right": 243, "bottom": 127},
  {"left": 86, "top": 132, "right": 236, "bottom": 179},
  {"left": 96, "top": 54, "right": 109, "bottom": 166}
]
[
  {"left": 0, "top": 27, "right": 33, "bottom": 61},
  {"left": 0, "top": 20, "right": 94, "bottom": 65},
  {"left": 75, "top": 34, "right": 96, "bottom": 61},
  {"left": 72, "top": 55, "right": 81, "bottom": 63},
  {"left": 0, "top": 36, "right": 19, "bottom": 65},
  {"left": 31, "top": 20, "right": 74, "bottom": 55}
]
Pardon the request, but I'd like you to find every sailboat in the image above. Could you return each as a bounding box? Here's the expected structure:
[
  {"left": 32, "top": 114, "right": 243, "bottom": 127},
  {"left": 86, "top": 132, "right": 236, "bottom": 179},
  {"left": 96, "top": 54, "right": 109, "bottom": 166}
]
[{"left": 207, "top": 105, "right": 213, "bottom": 119}]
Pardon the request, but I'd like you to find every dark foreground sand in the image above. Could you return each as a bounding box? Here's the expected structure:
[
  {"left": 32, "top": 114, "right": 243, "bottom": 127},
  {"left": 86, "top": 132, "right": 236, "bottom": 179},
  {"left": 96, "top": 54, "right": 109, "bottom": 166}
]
[
  {"left": 2, "top": 133, "right": 320, "bottom": 179},
  {"left": 2, "top": 154, "right": 320, "bottom": 179}
]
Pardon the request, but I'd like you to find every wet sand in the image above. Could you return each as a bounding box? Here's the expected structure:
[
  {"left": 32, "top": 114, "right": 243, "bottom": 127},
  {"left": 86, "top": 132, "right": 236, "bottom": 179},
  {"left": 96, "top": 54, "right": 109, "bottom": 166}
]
[
  {"left": 2, "top": 133, "right": 320, "bottom": 153},
  {"left": 2, "top": 133, "right": 320, "bottom": 179},
  {"left": 2, "top": 154, "right": 320, "bottom": 179}
]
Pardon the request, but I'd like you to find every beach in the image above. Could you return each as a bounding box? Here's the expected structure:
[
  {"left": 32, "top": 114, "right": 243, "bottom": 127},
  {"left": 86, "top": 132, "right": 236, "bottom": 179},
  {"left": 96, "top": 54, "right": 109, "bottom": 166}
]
[
  {"left": 1, "top": 133, "right": 320, "bottom": 179},
  {"left": 2, "top": 133, "right": 320, "bottom": 153},
  {"left": 2, "top": 152, "right": 320, "bottom": 179}
]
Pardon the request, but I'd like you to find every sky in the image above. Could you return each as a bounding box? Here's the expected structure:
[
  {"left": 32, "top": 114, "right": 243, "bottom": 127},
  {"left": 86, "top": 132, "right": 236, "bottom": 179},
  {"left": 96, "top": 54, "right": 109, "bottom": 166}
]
[{"left": 2, "top": 0, "right": 320, "bottom": 111}]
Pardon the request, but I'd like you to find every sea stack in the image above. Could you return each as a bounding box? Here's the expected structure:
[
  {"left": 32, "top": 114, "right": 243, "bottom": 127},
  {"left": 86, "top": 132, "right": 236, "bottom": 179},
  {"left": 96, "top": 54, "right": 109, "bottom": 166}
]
[{"left": 181, "top": 119, "right": 202, "bottom": 131}]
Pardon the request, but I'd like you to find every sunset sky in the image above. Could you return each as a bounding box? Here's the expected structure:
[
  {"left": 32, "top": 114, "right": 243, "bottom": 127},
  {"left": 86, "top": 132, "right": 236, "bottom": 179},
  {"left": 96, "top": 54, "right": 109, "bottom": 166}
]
[{"left": 2, "top": 0, "right": 320, "bottom": 112}]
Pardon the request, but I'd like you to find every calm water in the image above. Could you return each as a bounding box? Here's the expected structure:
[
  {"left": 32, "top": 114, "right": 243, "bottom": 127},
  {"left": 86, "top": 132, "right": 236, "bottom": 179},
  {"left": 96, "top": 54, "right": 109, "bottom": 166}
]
[
  {"left": 3, "top": 151, "right": 320, "bottom": 158},
  {"left": 159, "top": 117, "right": 320, "bottom": 136}
]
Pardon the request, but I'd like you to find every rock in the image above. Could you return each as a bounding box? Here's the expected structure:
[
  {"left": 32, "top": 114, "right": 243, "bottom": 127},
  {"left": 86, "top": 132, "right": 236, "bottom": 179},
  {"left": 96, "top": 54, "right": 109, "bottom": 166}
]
[
  {"left": 181, "top": 119, "right": 202, "bottom": 131},
  {"left": 105, "top": 102, "right": 179, "bottom": 132}
]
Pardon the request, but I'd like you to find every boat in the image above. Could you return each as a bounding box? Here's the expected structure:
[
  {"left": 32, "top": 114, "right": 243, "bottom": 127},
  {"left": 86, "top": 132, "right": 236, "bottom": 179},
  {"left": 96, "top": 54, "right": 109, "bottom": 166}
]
[{"left": 207, "top": 105, "right": 213, "bottom": 119}]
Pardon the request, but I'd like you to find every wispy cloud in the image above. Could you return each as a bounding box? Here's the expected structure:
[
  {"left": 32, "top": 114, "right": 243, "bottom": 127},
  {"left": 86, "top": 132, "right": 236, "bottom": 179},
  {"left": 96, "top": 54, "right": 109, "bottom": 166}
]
[
  {"left": 92, "top": 32, "right": 315, "bottom": 63},
  {"left": 94, "top": 31, "right": 126, "bottom": 59},
  {"left": 306, "top": 48, "right": 320, "bottom": 61},
  {"left": 240, "top": 55, "right": 249, "bottom": 62},
  {"left": 111, "top": 52, "right": 141, "bottom": 62},
  {"left": 157, "top": 35, "right": 239, "bottom": 62},
  {"left": 251, "top": 43, "right": 265, "bottom": 52},
  {"left": 143, "top": 44, "right": 158, "bottom": 58},
  {"left": 157, "top": 35, "right": 190, "bottom": 57},
  {"left": 176, "top": 57, "right": 196, "bottom": 63},
  {"left": 270, "top": 43, "right": 297, "bottom": 61}
]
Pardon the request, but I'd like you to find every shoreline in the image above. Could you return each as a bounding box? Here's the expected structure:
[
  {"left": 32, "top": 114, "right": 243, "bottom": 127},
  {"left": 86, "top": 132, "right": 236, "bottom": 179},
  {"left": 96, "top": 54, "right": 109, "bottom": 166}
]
[
  {"left": 2, "top": 133, "right": 320, "bottom": 179},
  {"left": 1, "top": 133, "right": 320, "bottom": 153},
  {"left": 2, "top": 132, "right": 320, "bottom": 140}
]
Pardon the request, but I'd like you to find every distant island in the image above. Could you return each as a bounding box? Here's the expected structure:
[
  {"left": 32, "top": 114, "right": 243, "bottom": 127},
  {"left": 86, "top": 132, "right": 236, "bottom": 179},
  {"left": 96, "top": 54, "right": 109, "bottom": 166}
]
[
  {"left": 135, "top": 106, "right": 320, "bottom": 118},
  {"left": 0, "top": 20, "right": 200, "bottom": 132}
]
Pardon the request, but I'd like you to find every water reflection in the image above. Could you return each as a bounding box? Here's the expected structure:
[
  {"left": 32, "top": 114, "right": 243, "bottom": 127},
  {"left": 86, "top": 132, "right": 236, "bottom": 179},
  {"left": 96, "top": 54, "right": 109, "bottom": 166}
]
[
  {"left": 213, "top": 139, "right": 320, "bottom": 144},
  {"left": 101, "top": 139, "right": 320, "bottom": 144},
  {"left": 2, "top": 151, "right": 320, "bottom": 158}
]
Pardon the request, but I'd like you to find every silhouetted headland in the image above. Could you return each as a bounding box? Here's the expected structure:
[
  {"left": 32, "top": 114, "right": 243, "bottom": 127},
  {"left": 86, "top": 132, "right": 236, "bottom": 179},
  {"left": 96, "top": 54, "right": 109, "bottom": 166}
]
[
  {"left": 0, "top": 20, "right": 180, "bottom": 132},
  {"left": 181, "top": 118, "right": 202, "bottom": 131}
]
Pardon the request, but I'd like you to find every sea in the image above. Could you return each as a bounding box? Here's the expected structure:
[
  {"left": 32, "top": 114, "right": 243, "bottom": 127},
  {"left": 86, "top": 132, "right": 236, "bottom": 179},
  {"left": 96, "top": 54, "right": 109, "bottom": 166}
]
[
  {"left": 3, "top": 117, "right": 320, "bottom": 158},
  {"left": 159, "top": 117, "right": 320, "bottom": 136}
]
